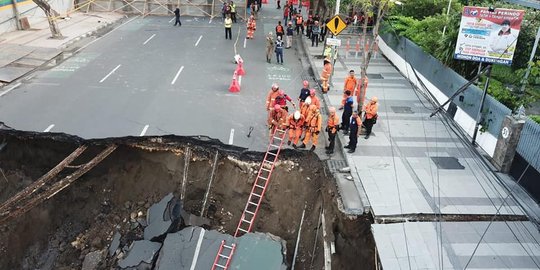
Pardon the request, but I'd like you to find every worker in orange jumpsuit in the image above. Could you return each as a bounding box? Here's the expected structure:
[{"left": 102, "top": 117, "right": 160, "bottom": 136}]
[
  {"left": 309, "top": 89, "right": 321, "bottom": 109},
  {"left": 274, "top": 89, "right": 296, "bottom": 112},
  {"left": 325, "top": 107, "right": 340, "bottom": 154},
  {"left": 340, "top": 70, "right": 357, "bottom": 109},
  {"left": 268, "top": 104, "right": 287, "bottom": 138},
  {"left": 246, "top": 15, "right": 256, "bottom": 39},
  {"left": 363, "top": 96, "right": 378, "bottom": 139},
  {"left": 266, "top": 83, "right": 280, "bottom": 111},
  {"left": 298, "top": 104, "right": 321, "bottom": 151},
  {"left": 320, "top": 58, "right": 332, "bottom": 93},
  {"left": 287, "top": 110, "right": 305, "bottom": 147}
]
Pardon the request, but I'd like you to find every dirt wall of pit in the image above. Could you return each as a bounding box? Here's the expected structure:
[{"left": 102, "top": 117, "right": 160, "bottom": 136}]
[{"left": 0, "top": 129, "right": 374, "bottom": 269}]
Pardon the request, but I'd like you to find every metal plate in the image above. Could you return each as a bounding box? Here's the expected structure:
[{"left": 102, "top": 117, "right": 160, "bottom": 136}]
[
  {"left": 391, "top": 106, "right": 414, "bottom": 114},
  {"left": 431, "top": 157, "right": 465, "bottom": 170}
]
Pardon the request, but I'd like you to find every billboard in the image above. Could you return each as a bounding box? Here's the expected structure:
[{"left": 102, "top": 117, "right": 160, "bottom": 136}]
[{"left": 454, "top": 6, "right": 525, "bottom": 65}]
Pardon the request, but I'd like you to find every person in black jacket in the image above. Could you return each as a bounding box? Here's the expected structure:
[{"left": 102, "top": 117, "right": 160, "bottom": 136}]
[{"left": 174, "top": 7, "right": 181, "bottom": 26}]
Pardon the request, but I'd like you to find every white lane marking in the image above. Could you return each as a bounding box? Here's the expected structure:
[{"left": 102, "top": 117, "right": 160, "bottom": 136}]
[
  {"left": 243, "top": 38, "right": 247, "bottom": 48},
  {"left": 209, "top": 18, "right": 212, "bottom": 24},
  {"left": 189, "top": 228, "right": 206, "bottom": 270},
  {"left": 43, "top": 124, "right": 55, "bottom": 132},
  {"left": 238, "top": 76, "right": 242, "bottom": 86},
  {"left": 169, "top": 17, "right": 175, "bottom": 23},
  {"left": 0, "top": 82, "right": 22, "bottom": 97},
  {"left": 228, "top": 128, "right": 235, "bottom": 145},
  {"left": 195, "top": 35, "right": 203, "bottom": 47},
  {"left": 171, "top": 66, "right": 184, "bottom": 85},
  {"left": 99, "top": 64, "right": 121, "bottom": 83},
  {"left": 139, "top": 125, "right": 149, "bottom": 136},
  {"left": 75, "top": 16, "right": 140, "bottom": 54},
  {"left": 143, "top": 34, "right": 156, "bottom": 45}
]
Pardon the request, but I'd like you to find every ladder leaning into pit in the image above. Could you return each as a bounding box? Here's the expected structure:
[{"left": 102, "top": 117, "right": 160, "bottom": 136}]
[{"left": 211, "top": 128, "right": 287, "bottom": 270}]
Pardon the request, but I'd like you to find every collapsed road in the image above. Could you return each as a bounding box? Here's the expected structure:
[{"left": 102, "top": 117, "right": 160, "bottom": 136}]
[{"left": 0, "top": 126, "right": 375, "bottom": 269}]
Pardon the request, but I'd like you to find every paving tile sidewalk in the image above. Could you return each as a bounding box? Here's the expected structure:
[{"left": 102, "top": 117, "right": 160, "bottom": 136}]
[
  {"left": 0, "top": 12, "right": 123, "bottom": 85},
  {"left": 303, "top": 35, "right": 527, "bottom": 218}
]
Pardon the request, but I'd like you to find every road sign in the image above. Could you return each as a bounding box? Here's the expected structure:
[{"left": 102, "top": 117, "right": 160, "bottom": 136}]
[
  {"left": 326, "top": 37, "right": 341, "bottom": 46},
  {"left": 326, "top": 15, "right": 347, "bottom": 36}
]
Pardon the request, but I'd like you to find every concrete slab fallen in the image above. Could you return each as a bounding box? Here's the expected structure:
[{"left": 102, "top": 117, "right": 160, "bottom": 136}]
[
  {"left": 109, "top": 231, "right": 121, "bottom": 256},
  {"left": 144, "top": 193, "right": 182, "bottom": 241},
  {"left": 155, "top": 227, "right": 287, "bottom": 270},
  {"left": 118, "top": 240, "right": 162, "bottom": 269}
]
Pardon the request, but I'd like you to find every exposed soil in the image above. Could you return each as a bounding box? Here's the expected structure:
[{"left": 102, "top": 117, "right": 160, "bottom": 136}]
[{"left": 0, "top": 130, "right": 374, "bottom": 269}]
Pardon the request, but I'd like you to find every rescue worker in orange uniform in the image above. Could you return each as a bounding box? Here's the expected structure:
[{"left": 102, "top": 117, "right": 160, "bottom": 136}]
[
  {"left": 300, "top": 96, "right": 312, "bottom": 119},
  {"left": 340, "top": 70, "right": 357, "bottom": 109},
  {"left": 298, "top": 105, "right": 321, "bottom": 151},
  {"left": 268, "top": 104, "right": 288, "bottom": 138},
  {"left": 325, "top": 107, "right": 340, "bottom": 154},
  {"left": 320, "top": 58, "right": 333, "bottom": 93},
  {"left": 309, "top": 89, "right": 321, "bottom": 109},
  {"left": 247, "top": 15, "right": 257, "bottom": 39},
  {"left": 274, "top": 89, "right": 296, "bottom": 112},
  {"left": 266, "top": 83, "right": 280, "bottom": 111},
  {"left": 287, "top": 110, "right": 305, "bottom": 147},
  {"left": 363, "top": 96, "right": 378, "bottom": 139}
]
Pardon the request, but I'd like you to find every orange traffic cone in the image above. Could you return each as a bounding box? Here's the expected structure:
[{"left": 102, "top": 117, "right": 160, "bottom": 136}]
[
  {"left": 236, "top": 61, "right": 245, "bottom": 76},
  {"left": 229, "top": 71, "right": 240, "bottom": 93}
]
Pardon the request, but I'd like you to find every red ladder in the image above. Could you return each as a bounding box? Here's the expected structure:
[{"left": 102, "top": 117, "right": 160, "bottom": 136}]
[
  {"left": 211, "top": 240, "right": 236, "bottom": 270},
  {"left": 234, "top": 128, "right": 287, "bottom": 237}
]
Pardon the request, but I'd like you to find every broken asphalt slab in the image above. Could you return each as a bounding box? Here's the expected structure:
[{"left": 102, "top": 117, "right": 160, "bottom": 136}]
[
  {"left": 144, "top": 193, "right": 182, "bottom": 241},
  {"left": 118, "top": 240, "right": 162, "bottom": 269}
]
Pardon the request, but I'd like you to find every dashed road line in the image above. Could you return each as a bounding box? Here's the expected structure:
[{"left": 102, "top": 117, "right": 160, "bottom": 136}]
[
  {"left": 43, "top": 124, "right": 55, "bottom": 132},
  {"left": 171, "top": 66, "right": 184, "bottom": 85},
  {"left": 228, "top": 129, "right": 235, "bottom": 145},
  {"left": 0, "top": 82, "right": 22, "bottom": 97},
  {"left": 195, "top": 35, "right": 203, "bottom": 47},
  {"left": 238, "top": 75, "right": 242, "bottom": 86},
  {"left": 243, "top": 38, "right": 247, "bottom": 48},
  {"left": 143, "top": 34, "right": 156, "bottom": 45},
  {"left": 189, "top": 229, "right": 206, "bottom": 270},
  {"left": 99, "top": 64, "right": 121, "bottom": 83},
  {"left": 75, "top": 16, "right": 140, "bottom": 54},
  {"left": 140, "top": 125, "right": 149, "bottom": 136}
]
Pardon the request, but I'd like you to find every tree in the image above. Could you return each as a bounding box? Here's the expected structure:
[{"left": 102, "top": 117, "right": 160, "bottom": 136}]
[
  {"left": 353, "top": 0, "right": 394, "bottom": 110},
  {"left": 33, "top": 0, "right": 63, "bottom": 39}
]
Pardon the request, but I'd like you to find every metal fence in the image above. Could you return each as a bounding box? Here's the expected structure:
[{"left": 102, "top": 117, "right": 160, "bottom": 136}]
[
  {"left": 516, "top": 118, "right": 540, "bottom": 172},
  {"left": 379, "top": 32, "right": 511, "bottom": 136}
]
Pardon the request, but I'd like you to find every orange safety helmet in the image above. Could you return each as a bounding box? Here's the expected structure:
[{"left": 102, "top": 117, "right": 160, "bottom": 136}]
[
  {"left": 329, "top": 107, "right": 336, "bottom": 114},
  {"left": 309, "top": 89, "right": 316, "bottom": 96},
  {"left": 278, "top": 90, "right": 284, "bottom": 96},
  {"left": 371, "top": 96, "right": 378, "bottom": 103}
]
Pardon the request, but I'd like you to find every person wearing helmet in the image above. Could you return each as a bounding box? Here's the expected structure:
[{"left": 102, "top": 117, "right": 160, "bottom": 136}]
[
  {"left": 309, "top": 89, "right": 321, "bottom": 109},
  {"left": 298, "top": 80, "right": 310, "bottom": 107},
  {"left": 320, "top": 57, "right": 333, "bottom": 93},
  {"left": 286, "top": 21, "right": 294, "bottom": 48},
  {"left": 341, "top": 96, "right": 354, "bottom": 135},
  {"left": 247, "top": 15, "right": 256, "bottom": 39},
  {"left": 266, "top": 83, "right": 281, "bottom": 111},
  {"left": 299, "top": 96, "right": 312, "bottom": 119},
  {"left": 344, "top": 110, "right": 362, "bottom": 153},
  {"left": 287, "top": 110, "right": 305, "bottom": 147},
  {"left": 363, "top": 96, "right": 379, "bottom": 139},
  {"left": 268, "top": 104, "right": 287, "bottom": 138},
  {"left": 266, "top": 32, "right": 275, "bottom": 63},
  {"left": 297, "top": 104, "right": 321, "bottom": 151},
  {"left": 274, "top": 89, "right": 296, "bottom": 112},
  {"left": 325, "top": 107, "right": 340, "bottom": 154}
]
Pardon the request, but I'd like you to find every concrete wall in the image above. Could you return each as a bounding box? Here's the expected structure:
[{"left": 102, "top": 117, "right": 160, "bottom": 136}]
[
  {"left": 376, "top": 35, "right": 506, "bottom": 157},
  {"left": 0, "top": 0, "right": 73, "bottom": 34}
]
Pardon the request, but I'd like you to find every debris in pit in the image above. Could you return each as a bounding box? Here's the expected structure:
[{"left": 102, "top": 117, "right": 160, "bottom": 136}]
[
  {"left": 117, "top": 240, "right": 162, "bottom": 270},
  {"left": 154, "top": 227, "right": 288, "bottom": 269},
  {"left": 109, "top": 231, "right": 121, "bottom": 256},
  {"left": 82, "top": 250, "right": 104, "bottom": 270},
  {"left": 143, "top": 193, "right": 182, "bottom": 241}
]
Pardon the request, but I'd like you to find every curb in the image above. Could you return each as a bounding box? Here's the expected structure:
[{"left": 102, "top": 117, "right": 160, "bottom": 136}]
[
  {"left": 299, "top": 34, "right": 371, "bottom": 215},
  {"left": 60, "top": 20, "right": 116, "bottom": 50}
]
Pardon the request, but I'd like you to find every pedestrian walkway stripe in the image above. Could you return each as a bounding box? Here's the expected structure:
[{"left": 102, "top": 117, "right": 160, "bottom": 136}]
[
  {"left": 143, "top": 34, "right": 156, "bottom": 45},
  {"left": 43, "top": 124, "right": 55, "bottom": 132},
  {"left": 195, "top": 35, "right": 203, "bottom": 47},
  {"left": 139, "top": 125, "right": 149, "bottom": 136},
  {"left": 99, "top": 64, "right": 121, "bottom": 83},
  {"left": 0, "top": 82, "right": 21, "bottom": 97},
  {"left": 228, "top": 128, "right": 235, "bottom": 145},
  {"left": 171, "top": 66, "right": 184, "bottom": 85}
]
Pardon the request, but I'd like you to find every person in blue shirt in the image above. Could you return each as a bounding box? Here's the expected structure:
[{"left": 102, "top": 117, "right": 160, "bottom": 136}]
[
  {"left": 341, "top": 94, "right": 353, "bottom": 134},
  {"left": 286, "top": 21, "right": 294, "bottom": 48}
]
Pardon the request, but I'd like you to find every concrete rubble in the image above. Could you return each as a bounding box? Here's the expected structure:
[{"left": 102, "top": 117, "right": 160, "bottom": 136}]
[
  {"left": 144, "top": 193, "right": 182, "bottom": 241},
  {"left": 118, "top": 240, "right": 162, "bottom": 270}
]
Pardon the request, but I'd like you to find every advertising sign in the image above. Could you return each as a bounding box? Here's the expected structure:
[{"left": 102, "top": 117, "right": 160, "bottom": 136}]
[{"left": 454, "top": 6, "right": 525, "bottom": 65}]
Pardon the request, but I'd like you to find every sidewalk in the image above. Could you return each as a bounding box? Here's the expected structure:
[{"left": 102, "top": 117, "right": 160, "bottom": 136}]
[
  {"left": 302, "top": 34, "right": 540, "bottom": 268},
  {"left": 0, "top": 12, "right": 123, "bottom": 85}
]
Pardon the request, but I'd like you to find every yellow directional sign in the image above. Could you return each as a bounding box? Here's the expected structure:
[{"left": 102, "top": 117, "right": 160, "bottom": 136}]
[{"left": 326, "top": 15, "right": 347, "bottom": 36}]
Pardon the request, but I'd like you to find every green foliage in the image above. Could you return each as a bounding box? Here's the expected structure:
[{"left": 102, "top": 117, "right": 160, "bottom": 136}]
[
  {"left": 530, "top": 115, "right": 540, "bottom": 124},
  {"left": 390, "top": 0, "right": 458, "bottom": 19},
  {"left": 480, "top": 76, "right": 536, "bottom": 110},
  {"left": 492, "top": 65, "right": 520, "bottom": 85}
]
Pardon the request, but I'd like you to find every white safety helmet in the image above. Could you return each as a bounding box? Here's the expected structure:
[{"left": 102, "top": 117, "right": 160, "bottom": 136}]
[
  {"left": 271, "top": 83, "right": 279, "bottom": 90},
  {"left": 294, "top": 111, "right": 301, "bottom": 120},
  {"left": 305, "top": 96, "right": 312, "bottom": 105}
]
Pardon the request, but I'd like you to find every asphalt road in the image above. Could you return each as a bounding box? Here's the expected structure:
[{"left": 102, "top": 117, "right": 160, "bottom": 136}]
[{"left": 0, "top": 7, "right": 306, "bottom": 151}]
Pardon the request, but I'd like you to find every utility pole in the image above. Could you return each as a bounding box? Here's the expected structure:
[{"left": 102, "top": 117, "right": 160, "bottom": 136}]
[
  {"left": 519, "top": 25, "right": 540, "bottom": 93},
  {"left": 11, "top": 0, "right": 23, "bottom": 30},
  {"left": 441, "top": 0, "right": 452, "bottom": 36},
  {"left": 335, "top": 0, "right": 340, "bottom": 15},
  {"left": 472, "top": 64, "right": 492, "bottom": 145}
]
